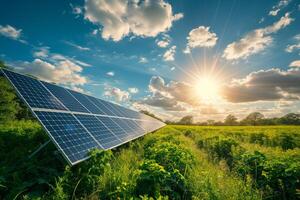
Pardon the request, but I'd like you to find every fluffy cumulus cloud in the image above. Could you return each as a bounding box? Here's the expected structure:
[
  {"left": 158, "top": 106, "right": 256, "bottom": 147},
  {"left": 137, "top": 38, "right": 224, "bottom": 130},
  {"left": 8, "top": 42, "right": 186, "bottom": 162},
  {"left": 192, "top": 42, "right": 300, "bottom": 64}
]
[
  {"left": 269, "top": 0, "right": 291, "bottom": 16},
  {"left": 184, "top": 26, "right": 218, "bottom": 53},
  {"left": 104, "top": 87, "right": 130, "bottom": 102},
  {"left": 223, "top": 13, "right": 293, "bottom": 60},
  {"left": 84, "top": 0, "right": 183, "bottom": 41},
  {"left": 290, "top": 60, "right": 300, "bottom": 67},
  {"left": 221, "top": 68, "right": 300, "bottom": 102},
  {"left": 15, "top": 48, "right": 89, "bottom": 89},
  {"left": 18, "top": 58, "right": 87, "bottom": 86},
  {"left": 163, "top": 45, "right": 176, "bottom": 61}
]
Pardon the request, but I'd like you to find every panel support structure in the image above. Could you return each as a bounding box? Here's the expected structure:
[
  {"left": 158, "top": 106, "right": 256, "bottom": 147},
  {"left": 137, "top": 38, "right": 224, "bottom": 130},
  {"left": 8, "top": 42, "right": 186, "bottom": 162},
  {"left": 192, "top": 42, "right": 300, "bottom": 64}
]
[{"left": 28, "top": 139, "right": 51, "bottom": 159}]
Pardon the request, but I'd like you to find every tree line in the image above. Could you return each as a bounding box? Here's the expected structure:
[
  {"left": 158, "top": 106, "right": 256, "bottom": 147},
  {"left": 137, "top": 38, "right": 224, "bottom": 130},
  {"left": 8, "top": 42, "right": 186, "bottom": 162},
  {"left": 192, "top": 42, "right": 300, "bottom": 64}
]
[{"left": 166, "top": 112, "right": 300, "bottom": 126}]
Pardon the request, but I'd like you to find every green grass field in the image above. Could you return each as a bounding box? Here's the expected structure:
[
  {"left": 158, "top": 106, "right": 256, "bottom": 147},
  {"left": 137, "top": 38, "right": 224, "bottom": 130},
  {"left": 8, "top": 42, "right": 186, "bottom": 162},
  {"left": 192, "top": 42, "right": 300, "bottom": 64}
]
[{"left": 0, "top": 121, "right": 299, "bottom": 199}]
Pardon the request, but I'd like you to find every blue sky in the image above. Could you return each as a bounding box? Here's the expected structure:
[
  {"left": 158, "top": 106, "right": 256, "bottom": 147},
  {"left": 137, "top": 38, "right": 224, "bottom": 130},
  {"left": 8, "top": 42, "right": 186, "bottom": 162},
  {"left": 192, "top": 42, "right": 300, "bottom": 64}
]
[{"left": 0, "top": 0, "right": 300, "bottom": 122}]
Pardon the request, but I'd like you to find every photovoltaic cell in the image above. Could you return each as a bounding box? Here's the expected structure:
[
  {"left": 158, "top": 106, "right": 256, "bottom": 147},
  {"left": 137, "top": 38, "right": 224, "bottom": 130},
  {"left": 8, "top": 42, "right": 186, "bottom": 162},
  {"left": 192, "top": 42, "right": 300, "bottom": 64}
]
[
  {"left": 42, "top": 81, "right": 90, "bottom": 113},
  {"left": 1, "top": 69, "right": 165, "bottom": 165},
  {"left": 86, "top": 96, "right": 116, "bottom": 116},
  {"left": 34, "top": 111, "right": 101, "bottom": 164},
  {"left": 74, "top": 114, "right": 121, "bottom": 149},
  {"left": 3, "top": 69, "right": 66, "bottom": 110},
  {"left": 97, "top": 116, "right": 130, "bottom": 142},
  {"left": 68, "top": 89, "right": 106, "bottom": 115}
]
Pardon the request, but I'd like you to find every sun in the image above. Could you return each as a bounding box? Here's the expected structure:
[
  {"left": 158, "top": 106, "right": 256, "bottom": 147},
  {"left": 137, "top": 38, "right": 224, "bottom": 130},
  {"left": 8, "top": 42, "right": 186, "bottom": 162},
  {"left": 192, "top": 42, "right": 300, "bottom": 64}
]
[{"left": 194, "top": 76, "right": 221, "bottom": 103}]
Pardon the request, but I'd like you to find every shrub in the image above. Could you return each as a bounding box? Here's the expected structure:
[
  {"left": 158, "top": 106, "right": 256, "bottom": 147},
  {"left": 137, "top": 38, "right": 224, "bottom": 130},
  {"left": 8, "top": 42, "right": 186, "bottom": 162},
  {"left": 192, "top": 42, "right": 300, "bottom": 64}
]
[
  {"left": 184, "top": 130, "right": 195, "bottom": 139},
  {"left": 47, "top": 149, "right": 112, "bottom": 199},
  {"left": 278, "top": 134, "right": 297, "bottom": 150},
  {"left": 235, "top": 151, "right": 266, "bottom": 187},
  {"left": 263, "top": 159, "right": 300, "bottom": 200},
  {"left": 144, "top": 141, "right": 194, "bottom": 174},
  {"left": 136, "top": 160, "right": 188, "bottom": 200},
  {"left": 249, "top": 133, "right": 268, "bottom": 145},
  {"left": 200, "top": 137, "right": 238, "bottom": 169}
]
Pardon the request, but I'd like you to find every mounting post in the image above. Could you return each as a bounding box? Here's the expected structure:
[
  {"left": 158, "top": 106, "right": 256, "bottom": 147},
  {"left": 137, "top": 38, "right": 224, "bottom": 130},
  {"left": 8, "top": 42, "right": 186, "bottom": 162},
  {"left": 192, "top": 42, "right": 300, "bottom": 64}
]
[{"left": 28, "top": 139, "right": 51, "bottom": 159}]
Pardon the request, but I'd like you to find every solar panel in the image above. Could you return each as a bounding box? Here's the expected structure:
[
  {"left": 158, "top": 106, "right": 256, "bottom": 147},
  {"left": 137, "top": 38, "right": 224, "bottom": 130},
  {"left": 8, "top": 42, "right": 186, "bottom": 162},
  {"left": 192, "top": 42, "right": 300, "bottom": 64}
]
[
  {"left": 74, "top": 114, "right": 122, "bottom": 149},
  {"left": 1, "top": 69, "right": 165, "bottom": 165},
  {"left": 34, "top": 111, "right": 101, "bottom": 164},
  {"left": 3, "top": 69, "right": 67, "bottom": 110},
  {"left": 42, "top": 81, "right": 90, "bottom": 113}
]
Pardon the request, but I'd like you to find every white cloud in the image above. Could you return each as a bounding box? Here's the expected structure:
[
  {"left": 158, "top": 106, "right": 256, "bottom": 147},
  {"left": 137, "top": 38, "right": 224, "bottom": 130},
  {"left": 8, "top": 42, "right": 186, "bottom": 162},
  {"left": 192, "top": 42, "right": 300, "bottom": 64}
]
[
  {"left": 289, "top": 60, "right": 300, "bottom": 67},
  {"left": 16, "top": 48, "right": 89, "bottom": 87},
  {"left": 104, "top": 87, "right": 130, "bottom": 102},
  {"left": 285, "top": 34, "right": 300, "bottom": 53},
  {"left": 106, "top": 71, "right": 115, "bottom": 76},
  {"left": 50, "top": 53, "right": 91, "bottom": 67},
  {"left": 128, "top": 87, "right": 139, "bottom": 94},
  {"left": 163, "top": 45, "right": 176, "bottom": 61},
  {"left": 33, "top": 47, "right": 49, "bottom": 58},
  {"left": 0, "top": 25, "right": 24, "bottom": 42},
  {"left": 223, "top": 13, "right": 293, "bottom": 60},
  {"left": 184, "top": 26, "right": 218, "bottom": 53},
  {"left": 170, "top": 67, "right": 175, "bottom": 71},
  {"left": 139, "top": 57, "right": 148, "bottom": 63},
  {"left": 157, "top": 40, "right": 169, "bottom": 48},
  {"left": 156, "top": 33, "right": 170, "bottom": 48},
  {"left": 92, "top": 29, "right": 99, "bottom": 35},
  {"left": 17, "top": 58, "right": 87, "bottom": 86},
  {"left": 173, "top": 13, "right": 184, "bottom": 21},
  {"left": 84, "top": 0, "right": 183, "bottom": 41},
  {"left": 64, "top": 41, "right": 90, "bottom": 51},
  {"left": 269, "top": 9, "right": 280, "bottom": 16},
  {"left": 269, "top": 0, "right": 291, "bottom": 16}
]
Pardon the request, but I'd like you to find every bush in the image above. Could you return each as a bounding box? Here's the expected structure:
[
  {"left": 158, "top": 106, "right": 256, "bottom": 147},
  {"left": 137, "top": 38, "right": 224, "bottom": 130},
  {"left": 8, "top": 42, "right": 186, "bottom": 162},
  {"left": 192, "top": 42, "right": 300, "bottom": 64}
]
[
  {"left": 47, "top": 149, "right": 112, "bottom": 199},
  {"left": 144, "top": 141, "right": 195, "bottom": 173},
  {"left": 249, "top": 133, "right": 268, "bottom": 145},
  {"left": 198, "top": 137, "right": 238, "bottom": 169},
  {"left": 263, "top": 159, "right": 300, "bottom": 200},
  {"left": 274, "top": 133, "right": 297, "bottom": 150},
  {"left": 136, "top": 160, "right": 188, "bottom": 200},
  {"left": 235, "top": 151, "right": 266, "bottom": 187}
]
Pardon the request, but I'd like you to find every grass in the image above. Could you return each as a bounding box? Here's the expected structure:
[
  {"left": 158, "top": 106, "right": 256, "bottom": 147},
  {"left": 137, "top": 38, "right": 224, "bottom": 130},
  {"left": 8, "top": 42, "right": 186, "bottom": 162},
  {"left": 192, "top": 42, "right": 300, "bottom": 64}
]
[{"left": 0, "top": 122, "right": 299, "bottom": 199}]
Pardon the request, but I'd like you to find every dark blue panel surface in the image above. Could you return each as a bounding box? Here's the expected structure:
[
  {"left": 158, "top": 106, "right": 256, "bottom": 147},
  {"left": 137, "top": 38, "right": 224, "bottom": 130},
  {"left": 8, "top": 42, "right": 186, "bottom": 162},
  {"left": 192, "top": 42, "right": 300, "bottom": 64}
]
[
  {"left": 112, "top": 118, "right": 141, "bottom": 138},
  {"left": 42, "top": 81, "right": 90, "bottom": 113},
  {"left": 68, "top": 90, "right": 105, "bottom": 115},
  {"left": 86, "top": 96, "right": 116, "bottom": 116},
  {"left": 34, "top": 111, "right": 100, "bottom": 164},
  {"left": 75, "top": 114, "right": 121, "bottom": 149},
  {"left": 97, "top": 116, "right": 130, "bottom": 142},
  {"left": 3, "top": 69, "right": 66, "bottom": 110}
]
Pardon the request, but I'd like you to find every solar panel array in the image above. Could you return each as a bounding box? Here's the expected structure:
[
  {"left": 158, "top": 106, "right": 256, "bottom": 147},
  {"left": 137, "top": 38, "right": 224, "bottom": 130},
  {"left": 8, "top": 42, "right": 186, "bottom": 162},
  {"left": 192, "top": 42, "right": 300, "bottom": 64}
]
[{"left": 1, "top": 69, "right": 165, "bottom": 165}]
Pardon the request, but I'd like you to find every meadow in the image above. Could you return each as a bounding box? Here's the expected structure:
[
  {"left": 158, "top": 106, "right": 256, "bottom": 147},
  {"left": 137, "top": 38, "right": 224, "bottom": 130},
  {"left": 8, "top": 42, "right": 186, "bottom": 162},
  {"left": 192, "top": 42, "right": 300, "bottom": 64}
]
[{"left": 0, "top": 120, "right": 299, "bottom": 200}]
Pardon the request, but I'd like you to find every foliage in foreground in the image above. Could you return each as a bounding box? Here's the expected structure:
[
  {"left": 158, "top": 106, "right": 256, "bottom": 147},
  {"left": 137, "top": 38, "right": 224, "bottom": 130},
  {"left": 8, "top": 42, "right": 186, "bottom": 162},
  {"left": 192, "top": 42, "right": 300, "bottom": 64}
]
[{"left": 180, "top": 126, "right": 300, "bottom": 200}]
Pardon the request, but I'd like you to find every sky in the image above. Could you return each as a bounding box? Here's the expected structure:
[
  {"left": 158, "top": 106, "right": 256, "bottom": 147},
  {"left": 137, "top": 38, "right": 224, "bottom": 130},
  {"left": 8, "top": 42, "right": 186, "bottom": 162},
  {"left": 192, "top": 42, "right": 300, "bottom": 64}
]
[{"left": 0, "top": 0, "right": 300, "bottom": 122}]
